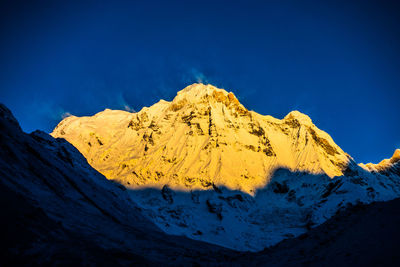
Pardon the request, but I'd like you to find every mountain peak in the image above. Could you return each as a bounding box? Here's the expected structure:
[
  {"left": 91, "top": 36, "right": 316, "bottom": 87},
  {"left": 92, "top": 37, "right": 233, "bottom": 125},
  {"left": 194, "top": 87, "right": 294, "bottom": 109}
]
[
  {"left": 360, "top": 148, "right": 400, "bottom": 172},
  {"left": 391, "top": 149, "right": 400, "bottom": 163},
  {"left": 180, "top": 82, "right": 217, "bottom": 92},
  {"left": 0, "top": 103, "right": 22, "bottom": 133},
  {"left": 284, "top": 110, "right": 313, "bottom": 126},
  {"left": 176, "top": 83, "right": 219, "bottom": 98},
  {"left": 174, "top": 83, "right": 233, "bottom": 102},
  {"left": 170, "top": 83, "right": 246, "bottom": 114}
]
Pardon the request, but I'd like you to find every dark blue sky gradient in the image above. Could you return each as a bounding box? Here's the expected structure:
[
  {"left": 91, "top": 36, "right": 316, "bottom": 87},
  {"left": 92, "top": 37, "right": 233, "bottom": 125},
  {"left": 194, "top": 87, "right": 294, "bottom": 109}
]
[{"left": 0, "top": 0, "right": 399, "bottom": 163}]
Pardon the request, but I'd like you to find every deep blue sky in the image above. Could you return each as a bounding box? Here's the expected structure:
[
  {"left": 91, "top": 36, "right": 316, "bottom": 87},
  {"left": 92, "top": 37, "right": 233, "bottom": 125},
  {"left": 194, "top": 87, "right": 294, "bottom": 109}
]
[{"left": 0, "top": 0, "right": 399, "bottom": 163}]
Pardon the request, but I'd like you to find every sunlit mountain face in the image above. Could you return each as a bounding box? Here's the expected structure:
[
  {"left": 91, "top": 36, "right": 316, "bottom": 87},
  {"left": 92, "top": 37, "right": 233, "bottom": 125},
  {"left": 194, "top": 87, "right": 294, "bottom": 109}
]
[
  {"left": 50, "top": 84, "right": 400, "bottom": 251},
  {"left": 51, "top": 83, "right": 350, "bottom": 193}
]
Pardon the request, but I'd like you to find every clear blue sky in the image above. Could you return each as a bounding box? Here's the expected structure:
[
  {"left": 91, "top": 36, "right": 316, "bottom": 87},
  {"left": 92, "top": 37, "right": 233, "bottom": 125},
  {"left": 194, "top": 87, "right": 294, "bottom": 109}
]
[{"left": 0, "top": 0, "right": 399, "bottom": 163}]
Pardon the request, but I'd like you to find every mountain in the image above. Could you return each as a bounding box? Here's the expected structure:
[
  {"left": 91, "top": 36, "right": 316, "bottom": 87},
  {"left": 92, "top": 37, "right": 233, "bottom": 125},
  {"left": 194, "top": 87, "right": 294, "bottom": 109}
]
[
  {"left": 51, "top": 83, "right": 400, "bottom": 251},
  {"left": 0, "top": 104, "right": 235, "bottom": 265},
  {"left": 52, "top": 83, "right": 350, "bottom": 193},
  {"left": 1, "top": 101, "right": 400, "bottom": 265}
]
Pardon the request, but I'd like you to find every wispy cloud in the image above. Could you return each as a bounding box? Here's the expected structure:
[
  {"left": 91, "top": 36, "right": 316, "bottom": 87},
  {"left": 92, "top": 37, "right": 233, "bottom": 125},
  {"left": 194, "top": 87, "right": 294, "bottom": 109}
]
[
  {"left": 190, "top": 68, "right": 209, "bottom": 83},
  {"left": 180, "top": 68, "right": 211, "bottom": 85},
  {"left": 61, "top": 112, "right": 73, "bottom": 119},
  {"left": 116, "top": 92, "right": 136, "bottom": 113},
  {"left": 123, "top": 104, "right": 136, "bottom": 113}
]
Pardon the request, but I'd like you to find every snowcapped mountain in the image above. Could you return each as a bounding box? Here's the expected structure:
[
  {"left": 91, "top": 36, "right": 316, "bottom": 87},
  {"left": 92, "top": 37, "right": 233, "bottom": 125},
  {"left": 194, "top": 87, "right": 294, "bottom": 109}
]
[
  {"left": 52, "top": 83, "right": 350, "bottom": 193},
  {"left": 50, "top": 83, "right": 400, "bottom": 251}
]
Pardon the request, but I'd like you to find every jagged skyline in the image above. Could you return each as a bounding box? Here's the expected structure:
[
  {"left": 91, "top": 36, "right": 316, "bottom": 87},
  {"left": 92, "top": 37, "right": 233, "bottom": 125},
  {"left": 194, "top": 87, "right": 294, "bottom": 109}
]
[
  {"left": 51, "top": 83, "right": 351, "bottom": 194},
  {"left": 1, "top": 0, "right": 399, "bottom": 164}
]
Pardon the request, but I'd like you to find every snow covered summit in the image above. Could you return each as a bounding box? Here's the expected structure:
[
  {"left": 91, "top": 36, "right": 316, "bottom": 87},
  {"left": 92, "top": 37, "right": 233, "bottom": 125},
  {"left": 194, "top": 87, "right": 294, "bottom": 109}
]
[{"left": 52, "top": 83, "right": 350, "bottom": 194}]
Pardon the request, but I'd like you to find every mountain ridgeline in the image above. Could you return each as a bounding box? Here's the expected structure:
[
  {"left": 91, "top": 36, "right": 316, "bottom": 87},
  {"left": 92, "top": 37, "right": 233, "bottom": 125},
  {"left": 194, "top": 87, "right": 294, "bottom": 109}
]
[{"left": 52, "top": 83, "right": 351, "bottom": 194}]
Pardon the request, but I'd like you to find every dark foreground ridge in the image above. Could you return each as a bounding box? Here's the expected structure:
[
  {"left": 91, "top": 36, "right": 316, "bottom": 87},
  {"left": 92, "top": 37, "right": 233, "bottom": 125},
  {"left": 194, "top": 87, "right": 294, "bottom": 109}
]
[
  {"left": 0, "top": 103, "right": 234, "bottom": 266},
  {"left": 237, "top": 198, "right": 400, "bottom": 266},
  {"left": 0, "top": 103, "right": 399, "bottom": 266}
]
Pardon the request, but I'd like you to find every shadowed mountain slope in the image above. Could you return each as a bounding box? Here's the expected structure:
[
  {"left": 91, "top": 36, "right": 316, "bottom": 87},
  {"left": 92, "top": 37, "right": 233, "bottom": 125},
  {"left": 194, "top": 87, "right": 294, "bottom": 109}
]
[
  {"left": 238, "top": 198, "right": 400, "bottom": 266},
  {"left": 0, "top": 103, "right": 234, "bottom": 265}
]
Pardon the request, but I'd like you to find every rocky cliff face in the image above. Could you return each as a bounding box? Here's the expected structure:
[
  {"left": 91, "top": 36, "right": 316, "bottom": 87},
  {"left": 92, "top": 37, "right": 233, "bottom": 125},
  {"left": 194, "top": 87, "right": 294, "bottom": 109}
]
[{"left": 52, "top": 83, "right": 350, "bottom": 194}]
